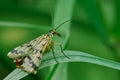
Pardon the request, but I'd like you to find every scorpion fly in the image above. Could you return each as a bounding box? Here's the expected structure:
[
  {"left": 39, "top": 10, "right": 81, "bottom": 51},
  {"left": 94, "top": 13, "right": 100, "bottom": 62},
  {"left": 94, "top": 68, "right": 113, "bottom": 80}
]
[{"left": 7, "top": 20, "right": 71, "bottom": 74}]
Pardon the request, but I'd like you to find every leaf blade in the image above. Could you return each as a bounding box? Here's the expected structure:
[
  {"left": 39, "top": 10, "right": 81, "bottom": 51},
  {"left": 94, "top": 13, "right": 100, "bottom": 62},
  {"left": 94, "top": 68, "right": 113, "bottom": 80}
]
[{"left": 4, "top": 50, "right": 120, "bottom": 80}]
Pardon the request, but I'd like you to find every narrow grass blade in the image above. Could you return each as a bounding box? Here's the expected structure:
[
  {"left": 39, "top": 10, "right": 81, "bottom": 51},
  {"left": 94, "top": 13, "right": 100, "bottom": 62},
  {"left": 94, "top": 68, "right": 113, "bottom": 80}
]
[{"left": 4, "top": 50, "right": 120, "bottom": 80}]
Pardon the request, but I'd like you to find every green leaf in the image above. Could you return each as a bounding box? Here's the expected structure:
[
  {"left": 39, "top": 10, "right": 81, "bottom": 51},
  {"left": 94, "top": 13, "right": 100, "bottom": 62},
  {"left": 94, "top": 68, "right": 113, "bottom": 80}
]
[
  {"left": 79, "top": 0, "right": 120, "bottom": 62},
  {"left": 49, "top": 0, "right": 75, "bottom": 80},
  {"left": 113, "top": 0, "right": 120, "bottom": 40},
  {"left": 4, "top": 50, "right": 120, "bottom": 80},
  {"left": 53, "top": 0, "right": 75, "bottom": 46},
  {"left": 0, "top": 21, "right": 50, "bottom": 30},
  {"left": 45, "top": 64, "right": 59, "bottom": 80},
  {"left": 79, "top": 0, "right": 109, "bottom": 42},
  {"left": 46, "top": 63, "right": 68, "bottom": 80}
]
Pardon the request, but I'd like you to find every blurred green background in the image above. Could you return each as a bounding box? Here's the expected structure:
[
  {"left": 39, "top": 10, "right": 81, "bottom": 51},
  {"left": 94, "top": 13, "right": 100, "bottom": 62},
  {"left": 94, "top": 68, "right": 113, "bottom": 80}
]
[{"left": 0, "top": 0, "right": 120, "bottom": 80}]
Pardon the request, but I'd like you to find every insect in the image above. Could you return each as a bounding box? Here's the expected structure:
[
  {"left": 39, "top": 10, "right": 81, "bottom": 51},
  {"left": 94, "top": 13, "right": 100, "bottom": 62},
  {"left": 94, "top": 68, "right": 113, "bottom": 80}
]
[{"left": 7, "top": 20, "right": 71, "bottom": 74}]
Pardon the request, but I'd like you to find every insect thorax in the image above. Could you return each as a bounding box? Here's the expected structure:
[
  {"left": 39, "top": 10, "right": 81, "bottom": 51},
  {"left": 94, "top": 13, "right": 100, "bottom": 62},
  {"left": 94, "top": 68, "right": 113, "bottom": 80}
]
[{"left": 43, "top": 33, "right": 54, "bottom": 53}]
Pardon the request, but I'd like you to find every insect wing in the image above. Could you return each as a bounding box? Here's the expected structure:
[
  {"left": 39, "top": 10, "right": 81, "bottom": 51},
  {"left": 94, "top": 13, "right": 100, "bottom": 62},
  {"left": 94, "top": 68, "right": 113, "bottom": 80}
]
[
  {"left": 21, "top": 51, "right": 42, "bottom": 74},
  {"left": 7, "top": 35, "right": 44, "bottom": 59},
  {"left": 21, "top": 38, "right": 50, "bottom": 74}
]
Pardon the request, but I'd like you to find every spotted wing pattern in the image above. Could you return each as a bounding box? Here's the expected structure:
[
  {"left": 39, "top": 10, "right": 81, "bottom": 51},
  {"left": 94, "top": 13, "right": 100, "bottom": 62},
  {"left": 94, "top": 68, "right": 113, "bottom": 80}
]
[
  {"left": 21, "top": 38, "right": 51, "bottom": 74},
  {"left": 7, "top": 35, "right": 45, "bottom": 59},
  {"left": 7, "top": 34, "right": 53, "bottom": 74}
]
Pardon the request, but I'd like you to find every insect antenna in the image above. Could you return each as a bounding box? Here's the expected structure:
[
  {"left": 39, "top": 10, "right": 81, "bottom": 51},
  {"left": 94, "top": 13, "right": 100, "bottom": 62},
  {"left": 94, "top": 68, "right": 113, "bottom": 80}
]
[
  {"left": 54, "top": 19, "right": 72, "bottom": 31},
  {"left": 50, "top": 8, "right": 71, "bottom": 31}
]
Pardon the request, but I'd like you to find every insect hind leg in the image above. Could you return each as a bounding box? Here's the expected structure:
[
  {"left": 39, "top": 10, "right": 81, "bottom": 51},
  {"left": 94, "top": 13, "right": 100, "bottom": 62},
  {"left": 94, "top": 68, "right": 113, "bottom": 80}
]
[
  {"left": 54, "top": 42, "right": 70, "bottom": 59},
  {"left": 52, "top": 48, "right": 59, "bottom": 64},
  {"left": 59, "top": 44, "right": 70, "bottom": 59}
]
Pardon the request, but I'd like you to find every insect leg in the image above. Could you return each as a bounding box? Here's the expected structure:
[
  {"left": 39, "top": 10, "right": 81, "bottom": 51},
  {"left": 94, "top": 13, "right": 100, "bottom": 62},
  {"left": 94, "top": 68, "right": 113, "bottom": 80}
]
[
  {"left": 59, "top": 44, "right": 70, "bottom": 59},
  {"left": 51, "top": 47, "right": 59, "bottom": 64}
]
